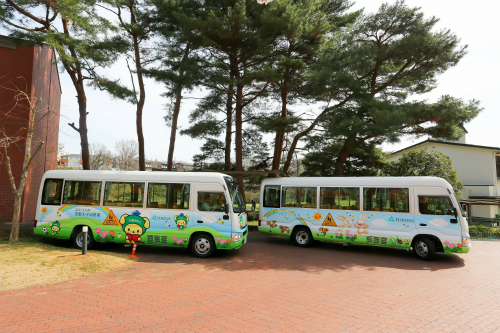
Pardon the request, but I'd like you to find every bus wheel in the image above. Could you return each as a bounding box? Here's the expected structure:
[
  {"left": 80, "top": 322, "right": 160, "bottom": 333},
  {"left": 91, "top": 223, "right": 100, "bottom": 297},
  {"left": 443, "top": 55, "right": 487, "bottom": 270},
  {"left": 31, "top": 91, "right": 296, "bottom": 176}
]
[
  {"left": 191, "top": 234, "right": 215, "bottom": 258},
  {"left": 413, "top": 237, "right": 436, "bottom": 261},
  {"left": 73, "top": 227, "right": 95, "bottom": 250},
  {"left": 293, "top": 227, "right": 313, "bottom": 247}
]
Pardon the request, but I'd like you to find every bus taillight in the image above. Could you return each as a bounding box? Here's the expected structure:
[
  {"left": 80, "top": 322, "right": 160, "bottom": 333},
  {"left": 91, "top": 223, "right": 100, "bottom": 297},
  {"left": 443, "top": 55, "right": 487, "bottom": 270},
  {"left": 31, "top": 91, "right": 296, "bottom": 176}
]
[
  {"left": 258, "top": 220, "right": 261, "bottom": 227},
  {"left": 34, "top": 220, "right": 37, "bottom": 228}
]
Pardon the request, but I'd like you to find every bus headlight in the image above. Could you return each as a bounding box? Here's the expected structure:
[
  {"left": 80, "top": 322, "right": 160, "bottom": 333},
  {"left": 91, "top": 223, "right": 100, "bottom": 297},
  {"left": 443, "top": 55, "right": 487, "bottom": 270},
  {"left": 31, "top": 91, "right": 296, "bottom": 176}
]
[
  {"left": 462, "top": 236, "right": 470, "bottom": 247},
  {"left": 231, "top": 233, "right": 242, "bottom": 243}
]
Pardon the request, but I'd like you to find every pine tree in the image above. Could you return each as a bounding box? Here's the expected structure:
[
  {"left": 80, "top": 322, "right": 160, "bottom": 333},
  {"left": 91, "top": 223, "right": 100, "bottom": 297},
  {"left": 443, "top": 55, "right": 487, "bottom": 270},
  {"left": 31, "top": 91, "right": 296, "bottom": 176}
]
[{"left": 283, "top": 1, "right": 481, "bottom": 175}]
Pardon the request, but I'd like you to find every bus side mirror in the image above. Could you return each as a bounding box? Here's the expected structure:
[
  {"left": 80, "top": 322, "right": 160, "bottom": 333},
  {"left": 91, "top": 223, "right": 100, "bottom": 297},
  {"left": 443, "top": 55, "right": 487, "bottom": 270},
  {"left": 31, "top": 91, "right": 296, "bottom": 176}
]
[
  {"left": 453, "top": 207, "right": 458, "bottom": 218},
  {"left": 224, "top": 204, "right": 229, "bottom": 214}
]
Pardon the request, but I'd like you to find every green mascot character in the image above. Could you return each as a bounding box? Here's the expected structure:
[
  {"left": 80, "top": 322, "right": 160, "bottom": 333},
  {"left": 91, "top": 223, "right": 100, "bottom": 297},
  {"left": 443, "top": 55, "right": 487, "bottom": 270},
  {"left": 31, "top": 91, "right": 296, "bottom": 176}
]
[
  {"left": 50, "top": 221, "right": 61, "bottom": 235},
  {"left": 175, "top": 213, "right": 189, "bottom": 231},
  {"left": 119, "top": 210, "right": 150, "bottom": 244}
]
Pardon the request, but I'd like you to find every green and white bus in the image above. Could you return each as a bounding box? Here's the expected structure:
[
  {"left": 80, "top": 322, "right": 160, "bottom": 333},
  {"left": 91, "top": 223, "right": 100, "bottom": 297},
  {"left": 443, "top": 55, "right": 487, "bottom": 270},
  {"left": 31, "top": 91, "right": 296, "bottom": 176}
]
[
  {"left": 34, "top": 170, "right": 248, "bottom": 257},
  {"left": 258, "top": 176, "right": 470, "bottom": 260}
]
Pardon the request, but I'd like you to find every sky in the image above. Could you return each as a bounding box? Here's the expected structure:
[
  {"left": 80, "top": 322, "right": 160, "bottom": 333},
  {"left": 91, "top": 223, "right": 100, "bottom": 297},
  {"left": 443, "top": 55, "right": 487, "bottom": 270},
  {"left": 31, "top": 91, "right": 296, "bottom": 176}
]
[{"left": 52, "top": 0, "right": 500, "bottom": 162}]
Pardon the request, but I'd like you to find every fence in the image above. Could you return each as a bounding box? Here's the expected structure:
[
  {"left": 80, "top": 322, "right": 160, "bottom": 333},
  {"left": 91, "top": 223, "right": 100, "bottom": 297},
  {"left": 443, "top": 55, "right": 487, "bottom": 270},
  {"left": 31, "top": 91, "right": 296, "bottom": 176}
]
[{"left": 469, "top": 232, "right": 500, "bottom": 239}]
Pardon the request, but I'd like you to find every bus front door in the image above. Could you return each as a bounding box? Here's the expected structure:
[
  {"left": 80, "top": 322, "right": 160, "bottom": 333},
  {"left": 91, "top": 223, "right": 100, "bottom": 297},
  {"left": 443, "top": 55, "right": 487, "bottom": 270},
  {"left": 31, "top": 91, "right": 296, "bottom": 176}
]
[{"left": 413, "top": 187, "right": 462, "bottom": 251}]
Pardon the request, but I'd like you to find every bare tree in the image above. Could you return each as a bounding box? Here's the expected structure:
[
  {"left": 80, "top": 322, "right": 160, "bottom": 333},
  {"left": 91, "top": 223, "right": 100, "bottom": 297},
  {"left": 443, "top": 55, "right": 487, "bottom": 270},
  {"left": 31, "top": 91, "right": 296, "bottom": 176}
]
[
  {"left": 89, "top": 142, "right": 113, "bottom": 170},
  {"left": 114, "top": 139, "right": 139, "bottom": 171},
  {"left": 0, "top": 80, "right": 52, "bottom": 241}
]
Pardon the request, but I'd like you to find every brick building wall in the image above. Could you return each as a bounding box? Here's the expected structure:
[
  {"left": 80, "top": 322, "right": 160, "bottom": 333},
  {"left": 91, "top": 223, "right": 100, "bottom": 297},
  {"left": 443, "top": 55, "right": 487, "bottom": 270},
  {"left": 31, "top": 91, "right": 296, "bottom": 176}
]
[{"left": 0, "top": 36, "right": 61, "bottom": 222}]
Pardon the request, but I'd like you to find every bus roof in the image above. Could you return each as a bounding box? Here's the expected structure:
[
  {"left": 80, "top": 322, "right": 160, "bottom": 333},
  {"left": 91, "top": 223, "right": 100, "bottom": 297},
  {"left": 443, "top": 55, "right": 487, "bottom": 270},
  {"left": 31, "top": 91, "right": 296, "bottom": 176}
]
[
  {"left": 42, "top": 170, "right": 231, "bottom": 183},
  {"left": 262, "top": 176, "right": 453, "bottom": 189}
]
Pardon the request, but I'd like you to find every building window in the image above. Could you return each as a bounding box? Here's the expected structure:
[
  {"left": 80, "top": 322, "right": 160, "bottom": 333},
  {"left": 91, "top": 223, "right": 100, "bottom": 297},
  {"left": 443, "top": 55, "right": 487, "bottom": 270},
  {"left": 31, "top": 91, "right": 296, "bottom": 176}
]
[{"left": 496, "top": 155, "right": 500, "bottom": 178}]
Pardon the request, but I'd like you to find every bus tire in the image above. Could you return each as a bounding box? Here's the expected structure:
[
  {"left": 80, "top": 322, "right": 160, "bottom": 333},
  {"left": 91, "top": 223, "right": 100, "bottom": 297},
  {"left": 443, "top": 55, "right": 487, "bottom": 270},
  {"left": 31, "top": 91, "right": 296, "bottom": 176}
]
[
  {"left": 413, "top": 237, "right": 436, "bottom": 261},
  {"left": 293, "top": 227, "right": 313, "bottom": 247},
  {"left": 73, "top": 227, "right": 96, "bottom": 250},
  {"left": 190, "top": 234, "right": 215, "bottom": 258}
]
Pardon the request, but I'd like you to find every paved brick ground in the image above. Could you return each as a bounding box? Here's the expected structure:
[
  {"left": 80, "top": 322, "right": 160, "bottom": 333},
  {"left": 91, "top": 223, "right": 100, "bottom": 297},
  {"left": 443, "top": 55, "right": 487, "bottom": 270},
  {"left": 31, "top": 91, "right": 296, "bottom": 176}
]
[{"left": 2, "top": 231, "right": 500, "bottom": 332}]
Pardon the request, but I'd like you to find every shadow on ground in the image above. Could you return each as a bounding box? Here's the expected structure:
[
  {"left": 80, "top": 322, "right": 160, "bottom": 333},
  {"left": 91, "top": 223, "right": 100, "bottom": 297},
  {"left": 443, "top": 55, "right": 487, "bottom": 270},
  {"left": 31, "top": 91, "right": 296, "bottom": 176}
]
[{"left": 5, "top": 223, "right": 465, "bottom": 273}]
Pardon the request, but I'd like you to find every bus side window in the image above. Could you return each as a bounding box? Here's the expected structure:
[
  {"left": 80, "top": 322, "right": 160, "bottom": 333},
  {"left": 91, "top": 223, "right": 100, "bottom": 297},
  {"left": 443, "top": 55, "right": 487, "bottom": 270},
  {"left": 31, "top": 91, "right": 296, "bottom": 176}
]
[
  {"left": 363, "top": 188, "right": 409, "bottom": 213},
  {"left": 104, "top": 182, "right": 145, "bottom": 207},
  {"left": 418, "top": 196, "right": 454, "bottom": 215},
  {"left": 63, "top": 181, "right": 102, "bottom": 206},
  {"left": 197, "top": 192, "right": 225, "bottom": 212},
  {"left": 263, "top": 185, "right": 280, "bottom": 208},
  {"left": 41, "top": 179, "right": 63, "bottom": 205},
  {"left": 147, "top": 183, "right": 190, "bottom": 209}
]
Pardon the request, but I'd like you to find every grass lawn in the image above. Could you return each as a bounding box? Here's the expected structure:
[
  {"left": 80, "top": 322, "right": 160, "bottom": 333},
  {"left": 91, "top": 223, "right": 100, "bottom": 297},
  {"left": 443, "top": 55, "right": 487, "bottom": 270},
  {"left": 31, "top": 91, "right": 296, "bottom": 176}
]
[{"left": 0, "top": 224, "right": 134, "bottom": 292}]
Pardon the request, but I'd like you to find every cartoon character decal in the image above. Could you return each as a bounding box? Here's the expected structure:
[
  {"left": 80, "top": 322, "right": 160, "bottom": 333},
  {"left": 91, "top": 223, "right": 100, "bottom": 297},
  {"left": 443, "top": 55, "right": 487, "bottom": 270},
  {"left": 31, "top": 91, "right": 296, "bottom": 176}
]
[
  {"left": 337, "top": 215, "right": 353, "bottom": 232},
  {"left": 318, "top": 227, "right": 329, "bottom": 237},
  {"left": 50, "top": 221, "right": 61, "bottom": 235},
  {"left": 267, "top": 221, "right": 277, "bottom": 228},
  {"left": 119, "top": 210, "right": 150, "bottom": 244},
  {"left": 354, "top": 213, "right": 369, "bottom": 235},
  {"left": 279, "top": 225, "right": 290, "bottom": 234},
  {"left": 175, "top": 213, "right": 189, "bottom": 231},
  {"left": 239, "top": 216, "right": 244, "bottom": 228}
]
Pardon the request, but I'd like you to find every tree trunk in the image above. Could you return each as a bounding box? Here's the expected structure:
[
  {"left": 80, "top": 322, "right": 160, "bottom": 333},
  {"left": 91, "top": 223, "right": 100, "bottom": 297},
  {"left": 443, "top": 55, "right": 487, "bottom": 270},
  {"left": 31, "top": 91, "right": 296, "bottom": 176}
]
[
  {"left": 76, "top": 86, "right": 90, "bottom": 170},
  {"left": 166, "top": 44, "right": 190, "bottom": 171},
  {"left": 234, "top": 82, "right": 245, "bottom": 202},
  {"left": 167, "top": 87, "right": 182, "bottom": 171},
  {"left": 225, "top": 74, "right": 234, "bottom": 171},
  {"left": 9, "top": 193, "right": 22, "bottom": 241},
  {"left": 133, "top": 35, "right": 146, "bottom": 171},
  {"left": 333, "top": 141, "right": 354, "bottom": 177},
  {"left": 271, "top": 81, "right": 288, "bottom": 177}
]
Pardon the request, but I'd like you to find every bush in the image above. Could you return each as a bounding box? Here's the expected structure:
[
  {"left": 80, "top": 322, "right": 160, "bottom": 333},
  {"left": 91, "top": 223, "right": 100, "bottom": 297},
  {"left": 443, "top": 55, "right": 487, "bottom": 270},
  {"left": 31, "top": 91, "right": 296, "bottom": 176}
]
[{"left": 469, "top": 225, "right": 500, "bottom": 233}]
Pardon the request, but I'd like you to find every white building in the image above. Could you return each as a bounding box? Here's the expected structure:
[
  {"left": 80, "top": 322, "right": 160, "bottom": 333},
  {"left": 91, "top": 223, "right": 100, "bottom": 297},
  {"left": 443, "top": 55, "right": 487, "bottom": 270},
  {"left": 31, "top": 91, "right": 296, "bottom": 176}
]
[{"left": 387, "top": 134, "right": 500, "bottom": 219}]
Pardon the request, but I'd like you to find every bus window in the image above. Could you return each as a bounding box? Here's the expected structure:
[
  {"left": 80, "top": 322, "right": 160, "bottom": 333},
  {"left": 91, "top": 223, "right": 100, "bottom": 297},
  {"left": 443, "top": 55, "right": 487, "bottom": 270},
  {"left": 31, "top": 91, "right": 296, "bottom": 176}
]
[
  {"left": 197, "top": 192, "right": 225, "bottom": 212},
  {"left": 363, "top": 188, "right": 409, "bottom": 213},
  {"left": 418, "top": 196, "right": 454, "bottom": 215},
  {"left": 63, "top": 181, "right": 102, "bottom": 206},
  {"left": 282, "top": 187, "right": 317, "bottom": 208},
  {"left": 147, "top": 183, "right": 190, "bottom": 209},
  {"left": 263, "top": 185, "right": 281, "bottom": 208},
  {"left": 41, "top": 179, "right": 63, "bottom": 205},
  {"left": 104, "top": 182, "right": 145, "bottom": 207},
  {"left": 320, "top": 187, "right": 359, "bottom": 210}
]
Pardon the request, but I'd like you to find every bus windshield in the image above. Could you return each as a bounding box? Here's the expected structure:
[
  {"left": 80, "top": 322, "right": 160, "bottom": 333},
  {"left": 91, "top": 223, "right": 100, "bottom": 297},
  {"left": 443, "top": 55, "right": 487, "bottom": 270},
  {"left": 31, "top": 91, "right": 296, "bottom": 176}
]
[{"left": 224, "top": 177, "right": 245, "bottom": 214}]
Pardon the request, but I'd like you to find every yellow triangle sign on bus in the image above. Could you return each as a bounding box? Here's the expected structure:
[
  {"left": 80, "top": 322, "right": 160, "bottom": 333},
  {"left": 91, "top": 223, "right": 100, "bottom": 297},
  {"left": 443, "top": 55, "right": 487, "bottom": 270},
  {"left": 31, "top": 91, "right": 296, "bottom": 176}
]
[
  {"left": 103, "top": 210, "right": 120, "bottom": 226},
  {"left": 322, "top": 213, "right": 337, "bottom": 226}
]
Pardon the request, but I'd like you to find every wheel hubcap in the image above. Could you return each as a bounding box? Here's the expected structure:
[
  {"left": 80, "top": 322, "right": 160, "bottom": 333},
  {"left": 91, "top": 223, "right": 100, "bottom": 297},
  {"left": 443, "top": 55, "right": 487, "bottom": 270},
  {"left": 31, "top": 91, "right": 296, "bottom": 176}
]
[
  {"left": 415, "top": 241, "right": 428, "bottom": 257},
  {"left": 76, "top": 232, "right": 91, "bottom": 248},
  {"left": 195, "top": 238, "right": 210, "bottom": 254},
  {"left": 296, "top": 231, "right": 309, "bottom": 245}
]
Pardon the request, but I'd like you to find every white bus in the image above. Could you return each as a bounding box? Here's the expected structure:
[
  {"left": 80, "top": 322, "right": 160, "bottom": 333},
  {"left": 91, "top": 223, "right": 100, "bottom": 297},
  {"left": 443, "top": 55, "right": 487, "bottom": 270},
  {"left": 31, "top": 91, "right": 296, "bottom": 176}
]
[
  {"left": 258, "top": 177, "right": 470, "bottom": 260},
  {"left": 34, "top": 170, "right": 248, "bottom": 257}
]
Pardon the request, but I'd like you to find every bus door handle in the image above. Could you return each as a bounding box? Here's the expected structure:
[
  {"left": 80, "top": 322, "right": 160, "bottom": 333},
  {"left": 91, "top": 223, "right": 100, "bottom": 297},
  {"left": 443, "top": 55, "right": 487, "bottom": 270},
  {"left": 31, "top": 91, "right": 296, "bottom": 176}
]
[
  {"left": 223, "top": 215, "right": 229, "bottom": 220},
  {"left": 419, "top": 223, "right": 427, "bottom": 226},
  {"left": 197, "top": 220, "right": 203, "bottom": 224},
  {"left": 450, "top": 219, "right": 458, "bottom": 224}
]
